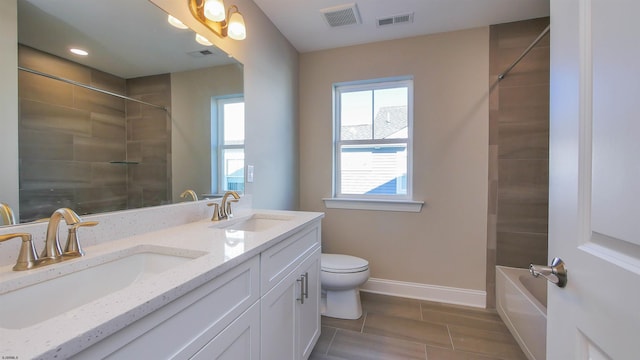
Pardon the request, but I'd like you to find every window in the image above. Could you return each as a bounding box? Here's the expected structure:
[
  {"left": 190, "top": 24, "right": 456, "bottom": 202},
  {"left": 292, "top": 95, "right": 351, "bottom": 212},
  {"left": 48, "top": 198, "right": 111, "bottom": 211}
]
[
  {"left": 333, "top": 77, "right": 413, "bottom": 200},
  {"left": 216, "top": 97, "right": 245, "bottom": 193}
]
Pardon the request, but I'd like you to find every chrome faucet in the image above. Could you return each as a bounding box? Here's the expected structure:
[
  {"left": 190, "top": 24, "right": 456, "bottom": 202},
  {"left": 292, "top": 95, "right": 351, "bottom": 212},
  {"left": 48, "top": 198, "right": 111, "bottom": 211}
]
[
  {"left": 41, "top": 208, "right": 82, "bottom": 262},
  {"left": 0, "top": 202, "right": 17, "bottom": 226},
  {"left": 180, "top": 189, "right": 199, "bottom": 201},
  {"left": 219, "top": 191, "right": 240, "bottom": 220},
  {"left": 0, "top": 208, "right": 98, "bottom": 271}
]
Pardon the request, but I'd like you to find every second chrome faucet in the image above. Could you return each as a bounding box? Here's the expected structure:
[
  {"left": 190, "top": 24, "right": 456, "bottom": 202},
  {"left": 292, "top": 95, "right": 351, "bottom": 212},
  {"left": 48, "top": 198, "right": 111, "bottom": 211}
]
[{"left": 208, "top": 191, "right": 240, "bottom": 221}]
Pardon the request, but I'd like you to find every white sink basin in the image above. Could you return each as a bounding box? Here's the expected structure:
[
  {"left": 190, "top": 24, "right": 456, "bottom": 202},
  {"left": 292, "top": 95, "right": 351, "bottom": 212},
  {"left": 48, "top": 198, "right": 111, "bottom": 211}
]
[
  {"left": 220, "top": 213, "right": 293, "bottom": 232},
  {"left": 0, "top": 245, "right": 205, "bottom": 329}
]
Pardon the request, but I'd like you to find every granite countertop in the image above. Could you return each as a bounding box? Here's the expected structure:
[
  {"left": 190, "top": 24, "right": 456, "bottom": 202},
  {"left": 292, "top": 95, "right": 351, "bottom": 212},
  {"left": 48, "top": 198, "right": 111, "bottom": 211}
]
[{"left": 0, "top": 209, "right": 323, "bottom": 359}]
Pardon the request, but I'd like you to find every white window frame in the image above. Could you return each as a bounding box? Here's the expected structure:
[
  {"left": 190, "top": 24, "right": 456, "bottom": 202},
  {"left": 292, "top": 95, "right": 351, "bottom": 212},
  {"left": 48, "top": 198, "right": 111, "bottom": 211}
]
[
  {"left": 216, "top": 96, "right": 245, "bottom": 194},
  {"left": 326, "top": 77, "right": 422, "bottom": 211}
]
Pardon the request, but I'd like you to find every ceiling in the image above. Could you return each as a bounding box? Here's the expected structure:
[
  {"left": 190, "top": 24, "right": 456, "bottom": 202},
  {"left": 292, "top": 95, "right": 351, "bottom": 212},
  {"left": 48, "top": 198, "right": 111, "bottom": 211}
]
[
  {"left": 18, "top": 0, "right": 238, "bottom": 79},
  {"left": 252, "top": 0, "right": 551, "bottom": 53},
  {"left": 17, "top": 0, "right": 550, "bottom": 78}
]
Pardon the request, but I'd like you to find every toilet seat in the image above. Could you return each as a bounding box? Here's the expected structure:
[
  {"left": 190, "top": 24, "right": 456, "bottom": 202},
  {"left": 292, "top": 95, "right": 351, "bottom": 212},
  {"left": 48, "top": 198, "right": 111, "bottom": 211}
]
[{"left": 321, "top": 254, "right": 368, "bottom": 273}]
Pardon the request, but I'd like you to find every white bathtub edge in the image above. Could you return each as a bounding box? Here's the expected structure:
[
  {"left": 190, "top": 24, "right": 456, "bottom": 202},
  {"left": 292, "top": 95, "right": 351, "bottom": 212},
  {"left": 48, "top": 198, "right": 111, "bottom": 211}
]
[
  {"left": 496, "top": 290, "right": 538, "bottom": 360},
  {"left": 496, "top": 265, "right": 547, "bottom": 360}
]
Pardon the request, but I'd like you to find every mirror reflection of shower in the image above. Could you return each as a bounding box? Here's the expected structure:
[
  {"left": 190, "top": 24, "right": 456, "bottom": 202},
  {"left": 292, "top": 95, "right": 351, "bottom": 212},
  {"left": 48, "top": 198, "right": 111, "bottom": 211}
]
[{"left": 11, "top": 0, "right": 243, "bottom": 225}]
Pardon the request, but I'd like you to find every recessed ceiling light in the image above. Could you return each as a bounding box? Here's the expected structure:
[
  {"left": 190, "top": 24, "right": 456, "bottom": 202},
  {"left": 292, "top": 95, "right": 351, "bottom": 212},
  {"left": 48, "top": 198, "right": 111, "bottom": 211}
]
[
  {"left": 195, "top": 33, "right": 213, "bottom": 46},
  {"left": 168, "top": 15, "right": 188, "bottom": 29},
  {"left": 69, "top": 48, "right": 88, "bottom": 56}
]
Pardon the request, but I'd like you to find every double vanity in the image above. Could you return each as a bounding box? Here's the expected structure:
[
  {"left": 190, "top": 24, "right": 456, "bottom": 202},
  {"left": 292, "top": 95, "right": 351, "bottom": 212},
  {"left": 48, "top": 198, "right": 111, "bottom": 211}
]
[{"left": 0, "top": 204, "right": 323, "bottom": 359}]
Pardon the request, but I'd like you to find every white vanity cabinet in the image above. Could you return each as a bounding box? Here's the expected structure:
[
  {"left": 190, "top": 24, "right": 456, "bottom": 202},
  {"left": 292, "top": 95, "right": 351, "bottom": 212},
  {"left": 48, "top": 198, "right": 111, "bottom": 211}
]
[
  {"left": 261, "top": 223, "right": 321, "bottom": 360},
  {"left": 68, "top": 218, "right": 322, "bottom": 360},
  {"left": 72, "top": 255, "right": 261, "bottom": 360}
]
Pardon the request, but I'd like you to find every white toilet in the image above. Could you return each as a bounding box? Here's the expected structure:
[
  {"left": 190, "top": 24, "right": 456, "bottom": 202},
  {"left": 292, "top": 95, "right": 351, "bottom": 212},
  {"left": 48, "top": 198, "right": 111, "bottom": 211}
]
[{"left": 320, "top": 254, "right": 370, "bottom": 319}]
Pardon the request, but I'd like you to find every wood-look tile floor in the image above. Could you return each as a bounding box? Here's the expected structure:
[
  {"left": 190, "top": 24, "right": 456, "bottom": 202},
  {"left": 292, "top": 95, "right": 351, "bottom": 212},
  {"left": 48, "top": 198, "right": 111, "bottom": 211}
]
[{"left": 310, "top": 292, "right": 527, "bottom": 360}]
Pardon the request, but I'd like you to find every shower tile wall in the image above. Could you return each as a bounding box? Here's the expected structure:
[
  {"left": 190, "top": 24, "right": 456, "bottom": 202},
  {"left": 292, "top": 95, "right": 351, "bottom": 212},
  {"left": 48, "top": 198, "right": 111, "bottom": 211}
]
[
  {"left": 125, "top": 75, "right": 172, "bottom": 209},
  {"left": 17, "top": 45, "right": 171, "bottom": 221},
  {"left": 487, "top": 18, "right": 550, "bottom": 308}
]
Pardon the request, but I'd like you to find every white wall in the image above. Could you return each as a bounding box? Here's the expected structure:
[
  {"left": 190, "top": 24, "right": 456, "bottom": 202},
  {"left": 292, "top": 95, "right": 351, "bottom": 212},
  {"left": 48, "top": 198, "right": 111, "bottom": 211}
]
[
  {"left": 299, "top": 28, "right": 490, "bottom": 303},
  {"left": 152, "top": 0, "right": 299, "bottom": 210},
  {"left": 171, "top": 64, "right": 243, "bottom": 200},
  {"left": 0, "top": 0, "right": 19, "bottom": 217}
]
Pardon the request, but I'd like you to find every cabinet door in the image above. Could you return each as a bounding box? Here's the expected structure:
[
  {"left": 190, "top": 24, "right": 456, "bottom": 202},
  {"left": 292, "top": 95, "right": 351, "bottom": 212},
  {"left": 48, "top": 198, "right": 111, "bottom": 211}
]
[
  {"left": 297, "top": 249, "right": 321, "bottom": 360},
  {"left": 261, "top": 269, "right": 299, "bottom": 360},
  {"left": 72, "top": 256, "right": 260, "bottom": 360},
  {"left": 191, "top": 302, "right": 260, "bottom": 360}
]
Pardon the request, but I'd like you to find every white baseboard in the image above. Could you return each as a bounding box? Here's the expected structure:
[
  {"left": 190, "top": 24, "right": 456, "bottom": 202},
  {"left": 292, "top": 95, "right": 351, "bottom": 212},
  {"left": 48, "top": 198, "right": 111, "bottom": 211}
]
[{"left": 360, "top": 277, "right": 486, "bottom": 309}]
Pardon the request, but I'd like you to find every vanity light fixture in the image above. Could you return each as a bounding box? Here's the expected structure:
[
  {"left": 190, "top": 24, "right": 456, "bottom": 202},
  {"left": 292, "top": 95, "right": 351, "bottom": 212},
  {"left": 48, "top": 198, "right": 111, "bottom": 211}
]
[
  {"left": 203, "top": 0, "right": 226, "bottom": 21},
  {"left": 168, "top": 15, "right": 189, "bottom": 29},
  {"left": 69, "top": 48, "right": 88, "bottom": 56},
  {"left": 188, "top": 0, "right": 247, "bottom": 41}
]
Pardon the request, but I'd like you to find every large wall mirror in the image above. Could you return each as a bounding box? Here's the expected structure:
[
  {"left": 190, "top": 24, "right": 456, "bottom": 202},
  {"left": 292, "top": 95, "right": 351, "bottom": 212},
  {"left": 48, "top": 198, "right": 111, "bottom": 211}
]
[{"left": 4, "top": 0, "right": 244, "bottom": 225}]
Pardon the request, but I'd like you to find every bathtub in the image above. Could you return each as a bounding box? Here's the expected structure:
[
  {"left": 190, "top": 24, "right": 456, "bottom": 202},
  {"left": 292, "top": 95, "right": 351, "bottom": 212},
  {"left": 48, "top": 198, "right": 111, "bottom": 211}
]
[{"left": 496, "top": 266, "right": 547, "bottom": 360}]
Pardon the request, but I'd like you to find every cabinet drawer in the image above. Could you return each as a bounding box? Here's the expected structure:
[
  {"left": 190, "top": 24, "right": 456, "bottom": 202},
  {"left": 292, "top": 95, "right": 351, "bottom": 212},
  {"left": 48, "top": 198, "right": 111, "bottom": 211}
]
[
  {"left": 260, "top": 222, "right": 320, "bottom": 295},
  {"left": 73, "top": 256, "right": 260, "bottom": 360},
  {"left": 190, "top": 301, "right": 260, "bottom": 360}
]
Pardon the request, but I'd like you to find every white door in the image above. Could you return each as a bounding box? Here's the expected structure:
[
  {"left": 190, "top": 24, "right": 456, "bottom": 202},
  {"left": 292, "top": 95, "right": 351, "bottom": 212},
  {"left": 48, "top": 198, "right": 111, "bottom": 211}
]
[{"left": 548, "top": 0, "right": 640, "bottom": 359}]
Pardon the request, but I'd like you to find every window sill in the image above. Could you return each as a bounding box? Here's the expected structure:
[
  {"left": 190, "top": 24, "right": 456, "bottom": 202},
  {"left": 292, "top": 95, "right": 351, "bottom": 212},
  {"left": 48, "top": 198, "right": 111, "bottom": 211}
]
[{"left": 322, "top": 198, "right": 424, "bottom": 212}]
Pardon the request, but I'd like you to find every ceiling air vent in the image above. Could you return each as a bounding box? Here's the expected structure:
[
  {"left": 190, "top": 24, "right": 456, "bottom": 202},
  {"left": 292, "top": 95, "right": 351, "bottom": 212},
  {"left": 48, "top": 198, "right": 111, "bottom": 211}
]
[
  {"left": 377, "top": 13, "right": 414, "bottom": 27},
  {"left": 187, "top": 49, "right": 222, "bottom": 58},
  {"left": 321, "top": 3, "right": 362, "bottom": 28}
]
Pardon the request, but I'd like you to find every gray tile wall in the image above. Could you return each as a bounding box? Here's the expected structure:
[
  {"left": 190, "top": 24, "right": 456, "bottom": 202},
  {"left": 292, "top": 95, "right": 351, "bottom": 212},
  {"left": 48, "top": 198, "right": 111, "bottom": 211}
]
[
  {"left": 487, "top": 18, "right": 550, "bottom": 308},
  {"left": 125, "top": 75, "right": 172, "bottom": 209},
  {"left": 17, "top": 45, "right": 171, "bottom": 221}
]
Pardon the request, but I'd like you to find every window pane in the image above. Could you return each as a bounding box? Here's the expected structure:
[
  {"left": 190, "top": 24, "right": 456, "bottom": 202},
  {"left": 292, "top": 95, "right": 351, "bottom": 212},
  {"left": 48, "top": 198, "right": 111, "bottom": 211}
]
[
  {"left": 339, "top": 144, "right": 407, "bottom": 195},
  {"left": 223, "top": 102, "right": 245, "bottom": 145},
  {"left": 222, "top": 148, "right": 244, "bottom": 193},
  {"left": 374, "top": 87, "right": 408, "bottom": 140},
  {"left": 340, "top": 90, "right": 372, "bottom": 140}
]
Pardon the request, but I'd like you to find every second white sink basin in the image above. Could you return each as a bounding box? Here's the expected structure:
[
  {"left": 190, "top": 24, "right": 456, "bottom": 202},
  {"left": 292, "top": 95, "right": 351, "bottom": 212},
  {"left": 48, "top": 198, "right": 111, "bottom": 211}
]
[
  {"left": 220, "top": 213, "right": 293, "bottom": 232},
  {"left": 0, "top": 245, "right": 206, "bottom": 329}
]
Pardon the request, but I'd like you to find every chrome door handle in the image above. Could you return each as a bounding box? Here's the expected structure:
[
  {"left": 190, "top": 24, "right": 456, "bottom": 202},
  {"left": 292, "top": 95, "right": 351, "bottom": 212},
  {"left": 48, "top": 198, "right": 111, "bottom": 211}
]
[{"left": 530, "top": 257, "right": 567, "bottom": 288}]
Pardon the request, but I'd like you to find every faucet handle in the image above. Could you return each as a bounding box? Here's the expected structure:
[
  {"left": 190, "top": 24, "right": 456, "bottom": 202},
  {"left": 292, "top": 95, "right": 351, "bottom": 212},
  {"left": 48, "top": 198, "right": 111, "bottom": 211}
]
[
  {"left": 0, "top": 233, "right": 39, "bottom": 271},
  {"left": 64, "top": 221, "right": 99, "bottom": 257},
  {"left": 226, "top": 199, "right": 239, "bottom": 219},
  {"left": 207, "top": 202, "right": 220, "bottom": 221}
]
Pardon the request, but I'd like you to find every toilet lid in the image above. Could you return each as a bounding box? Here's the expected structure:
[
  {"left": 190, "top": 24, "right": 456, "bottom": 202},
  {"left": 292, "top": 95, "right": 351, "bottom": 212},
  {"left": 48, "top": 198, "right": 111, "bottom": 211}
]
[{"left": 321, "top": 254, "right": 369, "bottom": 273}]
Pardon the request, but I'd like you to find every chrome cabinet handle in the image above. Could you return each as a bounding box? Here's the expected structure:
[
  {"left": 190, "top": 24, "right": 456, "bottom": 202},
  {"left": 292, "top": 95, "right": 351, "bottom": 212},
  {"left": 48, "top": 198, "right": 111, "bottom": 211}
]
[
  {"left": 297, "top": 275, "right": 305, "bottom": 304},
  {"left": 303, "top": 272, "right": 309, "bottom": 299},
  {"left": 530, "top": 257, "right": 567, "bottom": 288}
]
